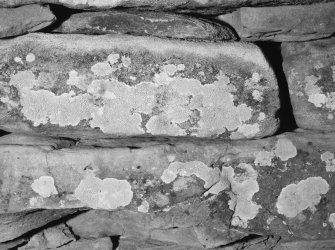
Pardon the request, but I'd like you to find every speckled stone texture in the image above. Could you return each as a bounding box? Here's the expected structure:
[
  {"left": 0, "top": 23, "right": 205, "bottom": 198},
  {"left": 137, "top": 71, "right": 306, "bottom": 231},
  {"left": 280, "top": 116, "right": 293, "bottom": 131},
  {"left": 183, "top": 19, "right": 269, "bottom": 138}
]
[
  {"left": 217, "top": 2, "right": 335, "bottom": 42},
  {"left": 0, "top": 33, "right": 279, "bottom": 139},
  {"left": 0, "top": 0, "right": 331, "bottom": 13},
  {"left": 0, "top": 132, "right": 335, "bottom": 247},
  {"left": 53, "top": 11, "right": 237, "bottom": 41},
  {"left": 282, "top": 37, "right": 335, "bottom": 130},
  {"left": 0, "top": 4, "right": 55, "bottom": 38}
]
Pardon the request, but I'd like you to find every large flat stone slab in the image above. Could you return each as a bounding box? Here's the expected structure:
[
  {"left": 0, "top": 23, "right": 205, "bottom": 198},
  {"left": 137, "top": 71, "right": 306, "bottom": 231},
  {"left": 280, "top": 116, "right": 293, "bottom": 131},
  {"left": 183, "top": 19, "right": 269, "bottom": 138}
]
[
  {"left": 0, "top": 132, "right": 335, "bottom": 246},
  {"left": 53, "top": 11, "right": 237, "bottom": 41},
  {"left": 0, "top": 33, "right": 279, "bottom": 139},
  {"left": 0, "top": 0, "right": 331, "bottom": 14},
  {"left": 217, "top": 2, "right": 335, "bottom": 42},
  {"left": 0, "top": 4, "right": 55, "bottom": 39},
  {"left": 282, "top": 37, "right": 335, "bottom": 130}
]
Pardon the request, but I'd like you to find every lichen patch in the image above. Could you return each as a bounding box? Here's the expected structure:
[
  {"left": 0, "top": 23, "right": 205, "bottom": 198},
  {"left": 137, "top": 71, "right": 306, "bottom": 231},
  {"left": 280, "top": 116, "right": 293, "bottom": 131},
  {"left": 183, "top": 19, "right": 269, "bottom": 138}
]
[
  {"left": 31, "top": 176, "right": 58, "bottom": 198},
  {"left": 274, "top": 138, "right": 297, "bottom": 161},
  {"left": 160, "top": 161, "right": 221, "bottom": 189},
  {"left": 74, "top": 173, "right": 133, "bottom": 210},
  {"left": 321, "top": 151, "right": 335, "bottom": 172},
  {"left": 329, "top": 213, "right": 335, "bottom": 228},
  {"left": 226, "top": 163, "right": 261, "bottom": 228},
  {"left": 276, "top": 177, "right": 329, "bottom": 218},
  {"left": 254, "top": 137, "right": 297, "bottom": 166},
  {"left": 26, "top": 53, "right": 36, "bottom": 63},
  {"left": 3, "top": 46, "right": 275, "bottom": 138}
]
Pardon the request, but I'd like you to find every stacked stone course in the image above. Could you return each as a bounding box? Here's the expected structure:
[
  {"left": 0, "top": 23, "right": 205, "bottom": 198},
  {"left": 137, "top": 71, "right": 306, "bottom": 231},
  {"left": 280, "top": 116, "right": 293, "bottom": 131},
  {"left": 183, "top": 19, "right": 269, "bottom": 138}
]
[{"left": 0, "top": 1, "right": 334, "bottom": 249}]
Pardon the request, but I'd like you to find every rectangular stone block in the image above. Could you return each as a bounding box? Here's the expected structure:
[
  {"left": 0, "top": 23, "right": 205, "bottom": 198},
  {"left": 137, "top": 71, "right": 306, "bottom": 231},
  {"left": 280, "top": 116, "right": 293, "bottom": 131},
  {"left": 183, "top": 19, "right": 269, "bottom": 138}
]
[
  {"left": 0, "top": 132, "right": 335, "bottom": 246},
  {"left": 218, "top": 2, "right": 335, "bottom": 42},
  {"left": 0, "top": 33, "right": 279, "bottom": 139},
  {"left": 282, "top": 37, "right": 335, "bottom": 130}
]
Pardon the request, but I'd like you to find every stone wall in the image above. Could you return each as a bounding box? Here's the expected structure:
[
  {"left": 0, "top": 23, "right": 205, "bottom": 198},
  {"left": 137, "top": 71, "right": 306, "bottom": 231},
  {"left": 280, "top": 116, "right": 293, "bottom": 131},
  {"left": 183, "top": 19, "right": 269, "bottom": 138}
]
[{"left": 0, "top": 1, "right": 334, "bottom": 249}]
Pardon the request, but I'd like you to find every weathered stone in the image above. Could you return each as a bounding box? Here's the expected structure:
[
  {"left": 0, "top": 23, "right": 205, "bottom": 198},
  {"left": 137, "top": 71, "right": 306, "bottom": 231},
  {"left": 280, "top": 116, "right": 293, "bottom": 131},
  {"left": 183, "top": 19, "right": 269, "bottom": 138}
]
[
  {"left": 1, "top": 132, "right": 335, "bottom": 245},
  {"left": 18, "top": 224, "right": 75, "bottom": 249},
  {"left": 273, "top": 239, "right": 335, "bottom": 250},
  {"left": 0, "top": 0, "right": 331, "bottom": 13},
  {"left": 217, "top": 2, "right": 335, "bottom": 42},
  {"left": 0, "top": 33, "right": 279, "bottom": 139},
  {"left": 0, "top": 4, "right": 55, "bottom": 39},
  {"left": 53, "top": 11, "right": 237, "bottom": 42},
  {"left": 0, "top": 209, "right": 81, "bottom": 242},
  {"left": 282, "top": 37, "right": 335, "bottom": 130}
]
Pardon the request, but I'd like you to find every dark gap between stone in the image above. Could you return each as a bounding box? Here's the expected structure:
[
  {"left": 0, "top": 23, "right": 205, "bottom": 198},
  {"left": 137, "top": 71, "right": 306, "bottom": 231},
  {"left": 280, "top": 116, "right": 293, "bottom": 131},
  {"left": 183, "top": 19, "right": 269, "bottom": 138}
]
[
  {"left": 256, "top": 41, "right": 298, "bottom": 134},
  {"left": 40, "top": 4, "right": 84, "bottom": 32},
  {"left": 110, "top": 235, "right": 120, "bottom": 250}
]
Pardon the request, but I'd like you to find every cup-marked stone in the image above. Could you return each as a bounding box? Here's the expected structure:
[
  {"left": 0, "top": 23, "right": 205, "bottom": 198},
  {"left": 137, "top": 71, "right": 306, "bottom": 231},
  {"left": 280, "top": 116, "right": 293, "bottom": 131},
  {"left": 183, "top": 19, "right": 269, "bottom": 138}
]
[
  {"left": 0, "top": 33, "right": 279, "bottom": 139},
  {"left": 282, "top": 37, "right": 335, "bottom": 131}
]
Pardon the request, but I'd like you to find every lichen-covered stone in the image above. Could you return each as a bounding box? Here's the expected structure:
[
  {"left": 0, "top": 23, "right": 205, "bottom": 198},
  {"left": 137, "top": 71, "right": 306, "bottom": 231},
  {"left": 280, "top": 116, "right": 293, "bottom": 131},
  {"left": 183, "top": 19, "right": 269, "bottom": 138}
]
[
  {"left": 0, "top": 4, "right": 55, "bottom": 38},
  {"left": 0, "top": 0, "right": 331, "bottom": 13},
  {"left": 282, "top": 37, "right": 335, "bottom": 130},
  {"left": 0, "top": 33, "right": 279, "bottom": 139},
  {"left": 217, "top": 2, "right": 335, "bottom": 42},
  {"left": 0, "top": 131, "right": 335, "bottom": 244},
  {"left": 53, "top": 11, "right": 237, "bottom": 42}
]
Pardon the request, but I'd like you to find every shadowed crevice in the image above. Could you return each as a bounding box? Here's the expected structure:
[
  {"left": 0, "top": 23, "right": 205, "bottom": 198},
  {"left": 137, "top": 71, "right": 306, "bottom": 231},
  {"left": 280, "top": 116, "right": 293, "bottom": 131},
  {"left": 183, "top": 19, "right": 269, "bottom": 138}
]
[{"left": 256, "top": 41, "right": 298, "bottom": 134}]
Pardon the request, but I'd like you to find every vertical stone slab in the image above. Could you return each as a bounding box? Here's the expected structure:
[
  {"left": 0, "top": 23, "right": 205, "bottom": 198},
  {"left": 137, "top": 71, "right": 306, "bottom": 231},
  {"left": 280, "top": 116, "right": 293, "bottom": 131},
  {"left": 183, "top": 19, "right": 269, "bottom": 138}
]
[
  {"left": 282, "top": 38, "right": 335, "bottom": 130},
  {"left": 0, "top": 33, "right": 279, "bottom": 139}
]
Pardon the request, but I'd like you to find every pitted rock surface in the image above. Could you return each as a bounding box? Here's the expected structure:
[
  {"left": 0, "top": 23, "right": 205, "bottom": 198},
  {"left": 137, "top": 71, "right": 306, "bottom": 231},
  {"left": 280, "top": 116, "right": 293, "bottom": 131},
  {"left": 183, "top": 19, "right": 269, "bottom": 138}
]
[
  {"left": 217, "top": 2, "right": 335, "bottom": 42},
  {"left": 53, "top": 11, "right": 237, "bottom": 41},
  {"left": 282, "top": 37, "right": 335, "bottom": 130},
  {"left": 0, "top": 0, "right": 332, "bottom": 14},
  {"left": 0, "top": 4, "right": 55, "bottom": 39},
  {"left": 0, "top": 33, "right": 279, "bottom": 139},
  {"left": 0, "top": 132, "right": 335, "bottom": 245}
]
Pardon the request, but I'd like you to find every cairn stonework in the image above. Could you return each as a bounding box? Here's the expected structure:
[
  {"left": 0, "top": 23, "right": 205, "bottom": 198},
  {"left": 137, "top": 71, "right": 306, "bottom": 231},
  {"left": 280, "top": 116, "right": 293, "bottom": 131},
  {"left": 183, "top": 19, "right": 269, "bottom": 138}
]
[{"left": 0, "top": 1, "right": 334, "bottom": 249}]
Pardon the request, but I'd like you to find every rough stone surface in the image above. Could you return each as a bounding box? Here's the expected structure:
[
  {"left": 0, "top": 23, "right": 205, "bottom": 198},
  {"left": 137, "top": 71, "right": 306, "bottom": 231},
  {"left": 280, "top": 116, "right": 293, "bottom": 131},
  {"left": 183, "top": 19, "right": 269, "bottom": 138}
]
[
  {"left": 282, "top": 37, "right": 335, "bottom": 130},
  {"left": 0, "top": 0, "right": 331, "bottom": 14},
  {"left": 0, "top": 33, "right": 279, "bottom": 139},
  {"left": 0, "top": 209, "right": 81, "bottom": 242},
  {"left": 53, "top": 11, "right": 237, "bottom": 41},
  {"left": 0, "top": 4, "right": 55, "bottom": 39},
  {"left": 0, "top": 132, "right": 335, "bottom": 246},
  {"left": 217, "top": 2, "right": 335, "bottom": 42}
]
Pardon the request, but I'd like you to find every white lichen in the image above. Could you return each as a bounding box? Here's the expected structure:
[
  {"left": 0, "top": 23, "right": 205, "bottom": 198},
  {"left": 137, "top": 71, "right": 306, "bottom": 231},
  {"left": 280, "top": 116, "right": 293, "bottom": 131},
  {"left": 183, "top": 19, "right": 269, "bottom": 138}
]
[
  {"left": 276, "top": 177, "right": 329, "bottom": 218},
  {"left": 137, "top": 200, "right": 150, "bottom": 213},
  {"left": 74, "top": 173, "right": 133, "bottom": 210},
  {"left": 254, "top": 137, "right": 297, "bottom": 166},
  {"left": 274, "top": 138, "right": 298, "bottom": 161},
  {"left": 329, "top": 213, "right": 335, "bottom": 228},
  {"left": 161, "top": 161, "right": 221, "bottom": 189},
  {"left": 26, "top": 53, "right": 36, "bottom": 63},
  {"left": 225, "top": 163, "right": 261, "bottom": 228},
  {"left": 8, "top": 52, "right": 268, "bottom": 138},
  {"left": 31, "top": 176, "right": 58, "bottom": 198},
  {"left": 321, "top": 151, "right": 335, "bottom": 172}
]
